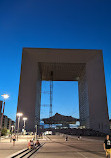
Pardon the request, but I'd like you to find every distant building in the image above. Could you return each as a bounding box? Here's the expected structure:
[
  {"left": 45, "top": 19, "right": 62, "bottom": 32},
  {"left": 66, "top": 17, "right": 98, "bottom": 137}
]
[
  {"left": 2, "top": 115, "right": 8, "bottom": 129},
  {"left": 0, "top": 100, "right": 15, "bottom": 131},
  {"left": 0, "top": 113, "right": 15, "bottom": 131}
]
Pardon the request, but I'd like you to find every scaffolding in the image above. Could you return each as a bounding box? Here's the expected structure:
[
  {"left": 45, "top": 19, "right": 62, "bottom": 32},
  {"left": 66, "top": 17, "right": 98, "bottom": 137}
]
[
  {"left": 49, "top": 71, "right": 53, "bottom": 118},
  {"left": 41, "top": 71, "right": 53, "bottom": 127}
]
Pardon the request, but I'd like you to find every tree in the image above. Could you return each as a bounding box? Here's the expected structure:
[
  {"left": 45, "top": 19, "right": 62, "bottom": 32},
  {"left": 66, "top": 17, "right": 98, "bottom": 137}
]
[{"left": 1, "top": 128, "right": 7, "bottom": 136}]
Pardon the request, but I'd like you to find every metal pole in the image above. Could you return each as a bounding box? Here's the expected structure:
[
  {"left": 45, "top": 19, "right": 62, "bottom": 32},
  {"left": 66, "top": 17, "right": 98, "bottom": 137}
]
[
  {"left": 17, "top": 116, "right": 20, "bottom": 140},
  {"left": 12, "top": 126, "right": 14, "bottom": 133},
  {"left": 35, "top": 125, "right": 37, "bottom": 140},
  {"left": 18, "top": 117, "right": 20, "bottom": 132},
  {"left": 24, "top": 120, "right": 25, "bottom": 131}
]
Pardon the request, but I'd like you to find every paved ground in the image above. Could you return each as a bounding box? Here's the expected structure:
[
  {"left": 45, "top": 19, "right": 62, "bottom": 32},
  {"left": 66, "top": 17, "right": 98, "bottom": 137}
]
[
  {"left": 0, "top": 135, "right": 34, "bottom": 157},
  {"left": 0, "top": 135, "right": 106, "bottom": 158},
  {"left": 31, "top": 135, "right": 106, "bottom": 158}
]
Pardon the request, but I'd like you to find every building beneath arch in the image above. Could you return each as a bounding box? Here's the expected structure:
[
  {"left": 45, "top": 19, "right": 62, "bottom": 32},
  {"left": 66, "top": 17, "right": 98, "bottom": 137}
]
[{"left": 17, "top": 48, "right": 109, "bottom": 133}]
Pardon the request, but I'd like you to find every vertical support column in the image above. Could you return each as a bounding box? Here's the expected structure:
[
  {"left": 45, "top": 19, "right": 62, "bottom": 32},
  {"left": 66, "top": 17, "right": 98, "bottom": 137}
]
[
  {"left": 78, "top": 66, "right": 90, "bottom": 128},
  {"left": 17, "top": 52, "right": 40, "bottom": 132},
  {"left": 35, "top": 63, "right": 41, "bottom": 134},
  {"left": 86, "top": 53, "right": 109, "bottom": 133}
]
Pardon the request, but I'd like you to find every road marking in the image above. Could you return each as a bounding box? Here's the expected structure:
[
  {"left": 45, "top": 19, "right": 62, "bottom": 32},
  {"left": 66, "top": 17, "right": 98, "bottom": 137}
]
[{"left": 77, "top": 152, "right": 88, "bottom": 158}]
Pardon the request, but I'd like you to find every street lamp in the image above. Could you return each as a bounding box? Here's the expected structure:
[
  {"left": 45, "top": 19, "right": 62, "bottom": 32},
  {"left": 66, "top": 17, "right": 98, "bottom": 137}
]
[
  {"left": 35, "top": 125, "right": 37, "bottom": 140},
  {"left": 11, "top": 125, "right": 15, "bottom": 133},
  {"left": 0, "top": 94, "right": 9, "bottom": 140},
  {"left": 1, "top": 94, "right": 9, "bottom": 100},
  {"left": 23, "top": 117, "right": 27, "bottom": 131},
  {"left": 16, "top": 113, "right": 23, "bottom": 136}
]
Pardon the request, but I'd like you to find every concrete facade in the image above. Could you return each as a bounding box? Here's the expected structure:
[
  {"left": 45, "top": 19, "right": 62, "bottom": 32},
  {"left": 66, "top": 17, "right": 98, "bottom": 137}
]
[
  {"left": 1, "top": 114, "right": 15, "bottom": 130},
  {"left": 17, "top": 48, "right": 109, "bottom": 133}
]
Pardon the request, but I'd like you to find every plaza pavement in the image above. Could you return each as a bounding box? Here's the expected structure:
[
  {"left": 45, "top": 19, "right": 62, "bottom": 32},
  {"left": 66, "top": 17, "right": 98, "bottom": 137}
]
[
  {"left": 0, "top": 135, "right": 106, "bottom": 158},
  {"left": 0, "top": 135, "right": 34, "bottom": 157},
  {"left": 31, "top": 135, "right": 106, "bottom": 158}
]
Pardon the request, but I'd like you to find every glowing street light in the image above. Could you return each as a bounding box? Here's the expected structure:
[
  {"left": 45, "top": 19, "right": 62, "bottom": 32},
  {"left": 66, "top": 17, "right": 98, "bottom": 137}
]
[
  {"left": 1, "top": 94, "right": 9, "bottom": 99},
  {"left": 17, "top": 113, "right": 23, "bottom": 117},
  {"left": 23, "top": 117, "right": 27, "bottom": 131},
  {"left": 11, "top": 125, "right": 15, "bottom": 133},
  {"left": 16, "top": 112, "right": 23, "bottom": 134}
]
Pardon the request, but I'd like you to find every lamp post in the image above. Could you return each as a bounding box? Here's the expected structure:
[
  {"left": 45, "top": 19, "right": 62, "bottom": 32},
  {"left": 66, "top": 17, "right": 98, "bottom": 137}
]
[
  {"left": 11, "top": 125, "right": 14, "bottom": 133},
  {"left": 16, "top": 113, "right": 23, "bottom": 139},
  {"left": 35, "top": 125, "right": 37, "bottom": 140},
  {"left": 23, "top": 117, "right": 27, "bottom": 132},
  {"left": 0, "top": 94, "right": 9, "bottom": 140}
]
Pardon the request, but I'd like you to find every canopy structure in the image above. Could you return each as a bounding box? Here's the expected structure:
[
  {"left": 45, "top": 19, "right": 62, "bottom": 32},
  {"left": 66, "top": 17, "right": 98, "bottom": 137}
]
[{"left": 42, "top": 113, "right": 79, "bottom": 124}]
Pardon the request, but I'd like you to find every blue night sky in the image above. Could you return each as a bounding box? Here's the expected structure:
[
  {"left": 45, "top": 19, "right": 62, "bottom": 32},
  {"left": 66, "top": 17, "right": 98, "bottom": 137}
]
[{"left": 0, "top": 0, "right": 111, "bottom": 121}]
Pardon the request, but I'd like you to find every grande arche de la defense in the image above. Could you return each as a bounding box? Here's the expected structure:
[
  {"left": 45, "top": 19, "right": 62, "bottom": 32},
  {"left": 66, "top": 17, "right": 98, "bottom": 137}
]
[{"left": 17, "top": 48, "right": 110, "bottom": 134}]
